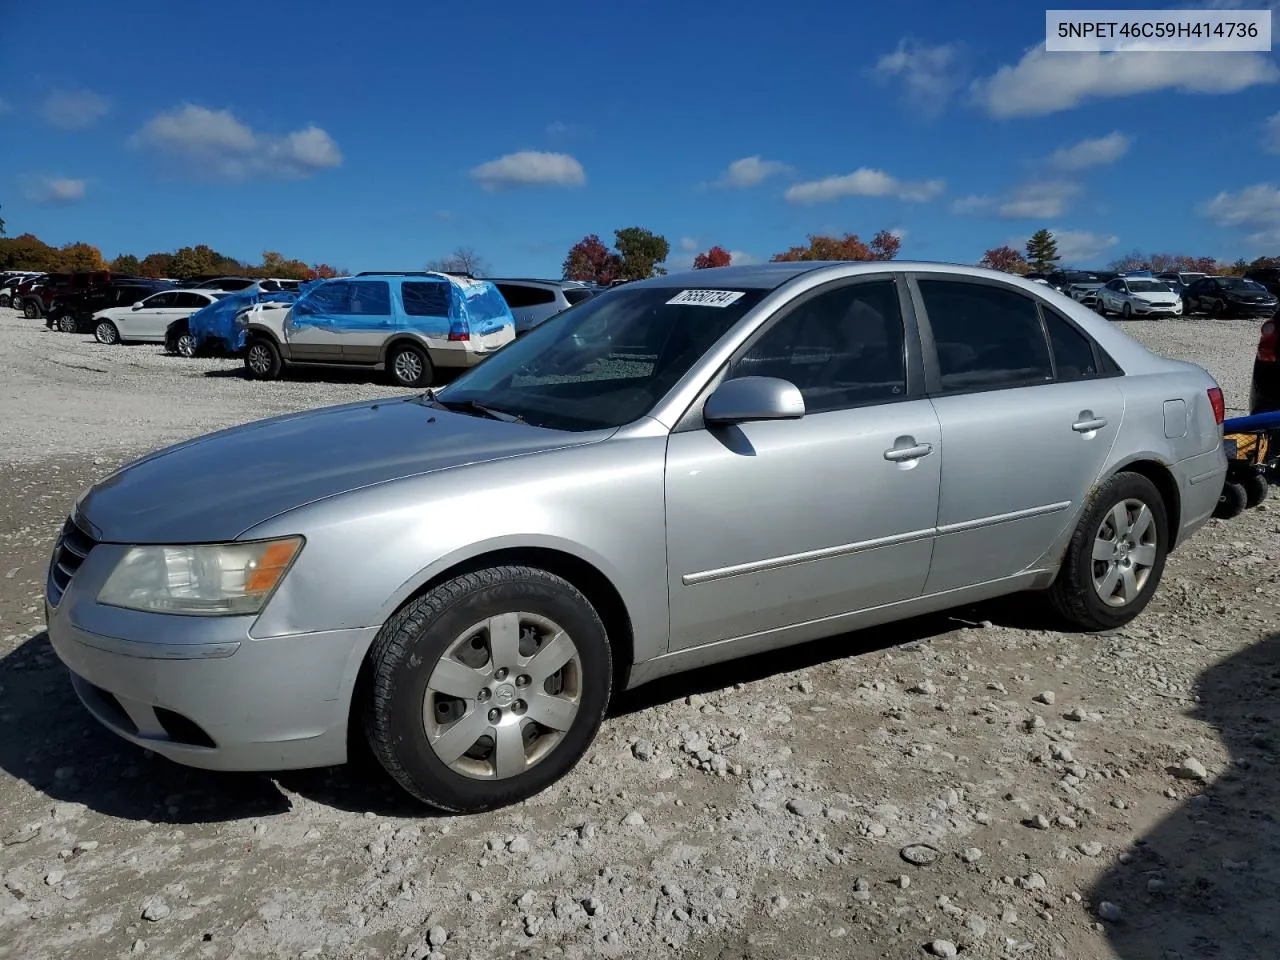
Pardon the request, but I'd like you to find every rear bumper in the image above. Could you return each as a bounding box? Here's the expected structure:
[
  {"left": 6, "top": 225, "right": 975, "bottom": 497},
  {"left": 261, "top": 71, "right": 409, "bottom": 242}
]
[
  {"left": 1175, "top": 446, "right": 1228, "bottom": 546},
  {"left": 427, "top": 336, "right": 513, "bottom": 369}
]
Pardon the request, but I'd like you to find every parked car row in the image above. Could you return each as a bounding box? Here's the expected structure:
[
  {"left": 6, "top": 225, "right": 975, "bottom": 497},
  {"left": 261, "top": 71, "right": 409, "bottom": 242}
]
[
  {"left": 1029, "top": 268, "right": 1279, "bottom": 321},
  {"left": 6, "top": 268, "right": 605, "bottom": 388}
]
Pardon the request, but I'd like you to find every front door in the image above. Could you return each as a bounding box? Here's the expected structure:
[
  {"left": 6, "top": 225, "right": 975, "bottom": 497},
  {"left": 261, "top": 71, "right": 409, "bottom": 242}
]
[
  {"left": 123, "top": 292, "right": 179, "bottom": 340},
  {"left": 664, "top": 276, "right": 942, "bottom": 651},
  {"left": 909, "top": 276, "right": 1125, "bottom": 594}
]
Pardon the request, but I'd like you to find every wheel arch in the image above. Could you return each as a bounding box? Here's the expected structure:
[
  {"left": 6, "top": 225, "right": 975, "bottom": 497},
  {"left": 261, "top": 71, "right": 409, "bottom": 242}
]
[
  {"left": 1101, "top": 456, "right": 1183, "bottom": 550},
  {"left": 380, "top": 335, "right": 431, "bottom": 367}
]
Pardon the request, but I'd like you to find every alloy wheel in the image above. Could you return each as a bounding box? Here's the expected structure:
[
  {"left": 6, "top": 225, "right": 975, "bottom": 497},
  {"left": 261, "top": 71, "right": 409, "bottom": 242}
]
[
  {"left": 1091, "top": 498, "right": 1158, "bottom": 607},
  {"left": 393, "top": 350, "right": 423, "bottom": 385},
  {"left": 423, "top": 612, "right": 582, "bottom": 780}
]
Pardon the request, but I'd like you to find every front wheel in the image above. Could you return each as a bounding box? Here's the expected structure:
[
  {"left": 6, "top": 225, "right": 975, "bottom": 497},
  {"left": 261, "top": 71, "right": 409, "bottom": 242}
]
[
  {"left": 1047, "top": 471, "right": 1168, "bottom": 631},
  {"left": 363, "top": 565, "right": 613, "bottom": 812},
  {"left": 387, "top": 342, "right": 433, "bottom": 388},
  {"left": 0, "top": 294, "right": 10, "bottom": 309},
  {"left": 94, "top": 320, "right": 120, "bottom": 345},
  {"left": 1121, "top": 302, "right": 1132, "bottom": 319},
  {"left": 22, "top": 301, "right": 39, "bottom": 319},
  {"left": 244, "top": 338, "right": 282, "bottom": 379},
  {"left": 175, "top": 332, "right": 198, "bottom": 358},
  {"left": 57, "top": 314, "right": 78, "bottom": 334}
]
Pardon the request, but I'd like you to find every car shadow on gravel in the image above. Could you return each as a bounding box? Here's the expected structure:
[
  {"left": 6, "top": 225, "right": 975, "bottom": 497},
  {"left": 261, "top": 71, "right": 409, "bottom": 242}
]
[
  {"left": 1088, "top": 631, "right": 1280, "bottom": 960},
  {"left": 0, "top": 594, "right": 1056, "bottom": 823},
  {"left": 200, "top": 365, "right": 464, "bottom": 388}
]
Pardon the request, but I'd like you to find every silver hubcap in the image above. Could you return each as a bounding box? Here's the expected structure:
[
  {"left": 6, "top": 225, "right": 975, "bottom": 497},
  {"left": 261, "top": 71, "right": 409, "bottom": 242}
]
[
  {"left": 1091, "top": 498, "right": 1157, "bottom": 607},
  {"left": 178, "top": 335, "right": 196, "bottom": 357},
  {"left": 393, "top": 350, "right": 422, "bottom": 384},
  {"left": 424, "top": 612, "right": 582, "bottom": 780},
  {"left": 96, "top": 324, "right": 115, "bottom": 343},
  {"left": 247, "top": 345, "right": 271, "bottom": 374}
]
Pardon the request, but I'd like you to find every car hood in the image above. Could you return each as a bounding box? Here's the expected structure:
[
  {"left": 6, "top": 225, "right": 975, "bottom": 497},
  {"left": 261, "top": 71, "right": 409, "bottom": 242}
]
[
  {"left": 1131, "top": 291, "right": 1178, "bottom": 303},
  {"left": 77, "top": 397, "right": 606, "bottom": 544},
  {"left": 1226, "top": 289, "right": 1276, "bottom": 301}
]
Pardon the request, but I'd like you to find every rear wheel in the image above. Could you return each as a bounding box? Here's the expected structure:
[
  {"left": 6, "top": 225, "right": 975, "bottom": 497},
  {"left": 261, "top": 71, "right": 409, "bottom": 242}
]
[
  {"left": 387, "top": 342, "right": 433, "bottom": 388},
  {"left": 363, "top": 566, "right": 612, "bottom": 812},
  {"left": 1047, "top": 472, "right": 1168, "bottom": 631},
  {"left": 22, "top": 301, "right": 39, "bottom": 319},
  {"left": 0, "top": 294, "right": 10, "bottom": 309},
  {"left": 57, "top": 314, "right": 78, "bottom": 334},
  {"left": 94, "top": 320, "right": 119, "bottom": 345},
  {"left": 244, "top": 337, "right": 282, "bottom": 380}
]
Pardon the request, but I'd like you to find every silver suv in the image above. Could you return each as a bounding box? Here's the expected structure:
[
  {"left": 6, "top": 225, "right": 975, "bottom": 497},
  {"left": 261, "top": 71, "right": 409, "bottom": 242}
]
[
  {"left": 490, "top": 279, "right": 596, "bottom": 335},
  {"left": 241, "top": 273, "right": 516, "bottom": 387}
]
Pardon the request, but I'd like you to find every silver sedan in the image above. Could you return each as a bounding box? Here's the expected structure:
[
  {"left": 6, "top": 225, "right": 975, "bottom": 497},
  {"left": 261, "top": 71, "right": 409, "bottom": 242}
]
[{"left": 46, "top": 261, "right": 1228, "bottom": 811}]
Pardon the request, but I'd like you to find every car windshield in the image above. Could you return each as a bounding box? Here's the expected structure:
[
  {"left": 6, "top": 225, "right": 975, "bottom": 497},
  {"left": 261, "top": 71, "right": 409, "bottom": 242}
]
[
  {"left": 1217, "top": 277, "right": 1254, "bottom": 290},
  {"left": 1180, "top": 273, "right": 1206, "bottom": 282},
  {"left": 1128, "top": 280, "right": 1171, "bottom": 292},
  {"left": 434, "top": 284, "right": 771, "bottom": 431}
]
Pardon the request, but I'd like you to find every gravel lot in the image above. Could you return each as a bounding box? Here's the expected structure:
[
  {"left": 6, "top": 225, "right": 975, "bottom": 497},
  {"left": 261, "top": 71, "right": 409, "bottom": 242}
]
[{"left": 0, "top": 308, "right": 1276, "bottom": 960}]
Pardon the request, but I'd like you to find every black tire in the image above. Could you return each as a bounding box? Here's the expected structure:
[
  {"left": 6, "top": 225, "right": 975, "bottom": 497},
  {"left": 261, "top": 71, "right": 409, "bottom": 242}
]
[
  {"left": 57, "top": 314, "right": 78, "bottom": 334},
  {"left": 0, "top": 294, "right": 10, "bottom": 309},
  {"left": 1096, "top": 300, "right": 1108, "bottom": 316},
  {"left": 94, "top": 320, "right": 119, "bottom": 345},
  {"left": 362, "top": 565, "right": 612, "bottom": 812},
  {"left": 243, "top": 337, "right": 282, "bottom": 380},
  {"left": 386, "top": 342, "right": 434, "bottom": 388},
  {"left": 1121, "top": 302, "right": 1132, "bottom": 319},
  {"left": 1214, "top": 481, "right": 1248, "bottom": 520},
  {"left": 1210, "top": 299, "right": 1225, "bottom": 318},
  {"left": 1047, "top": 471, "right": 1169, "bottom": 632},
  {"left": 1182, "top": 298, "right": 1195, "bottom": 317},
  {"left": 1242, "top": 472, "right": 1270, "bottom": 508},
  {"left": 22, "top": 301, "right": 39, "bottom": 319}
]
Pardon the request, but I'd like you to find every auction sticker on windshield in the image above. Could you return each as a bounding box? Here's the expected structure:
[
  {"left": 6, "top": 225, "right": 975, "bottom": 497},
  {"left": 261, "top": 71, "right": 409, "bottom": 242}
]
[{"left": 666, "top": 289, "right": 746, "bottom": 307}]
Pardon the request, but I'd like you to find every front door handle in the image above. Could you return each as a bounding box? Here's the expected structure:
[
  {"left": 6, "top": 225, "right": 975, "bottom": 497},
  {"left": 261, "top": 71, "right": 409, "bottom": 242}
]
[
  {"left": 884, "top": 440, "right": 933, "bottom": 462},
  {"left": 1072, "top": 414, "right": 1108, "bottom": 432}
]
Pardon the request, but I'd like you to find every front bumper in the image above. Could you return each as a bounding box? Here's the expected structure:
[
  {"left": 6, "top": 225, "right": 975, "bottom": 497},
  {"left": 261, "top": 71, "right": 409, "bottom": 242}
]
[
  {"left": 1131, "top": 300, "right": 1182, "bottom": 316},
  {"left": 1225, "top": 301, "right": 1279, "bottom": 319},
  {"left": 45, "top": 536, "right": 377, "bottom": 771}
]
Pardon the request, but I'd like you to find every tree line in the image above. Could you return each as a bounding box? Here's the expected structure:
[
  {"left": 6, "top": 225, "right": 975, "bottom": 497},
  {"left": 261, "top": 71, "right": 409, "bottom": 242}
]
[
  {"left": 980, "top": 229, "right": 1277, "bottom": 277},
  {"left": 560, "top": 227, "right": 903, "bottom": 284}
]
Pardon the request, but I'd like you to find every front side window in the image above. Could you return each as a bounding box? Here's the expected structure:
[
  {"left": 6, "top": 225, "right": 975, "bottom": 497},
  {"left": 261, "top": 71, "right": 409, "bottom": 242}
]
[
  {"left": 726, "top": 279, "right": 906, "bottom": 413},
  {"left": 918, "top": 279, "right": 1053, "bottom": 391},
  {"left": 142, "top": 292, "right": 178, "bottom": 309},
  {"left": 435, "top": 285, "right": 770, "bottom": 430}
]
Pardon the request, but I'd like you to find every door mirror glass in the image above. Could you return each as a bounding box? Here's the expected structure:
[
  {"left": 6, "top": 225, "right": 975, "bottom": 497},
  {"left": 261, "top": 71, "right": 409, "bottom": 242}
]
[{"left": 703, "top": 376, "right": 805, "bottom": 425}]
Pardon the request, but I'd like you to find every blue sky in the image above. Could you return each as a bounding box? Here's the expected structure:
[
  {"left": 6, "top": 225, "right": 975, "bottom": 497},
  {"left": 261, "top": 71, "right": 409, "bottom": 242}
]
[{"left": 2, "top": 0, "right": 1279, "bottom": 274}]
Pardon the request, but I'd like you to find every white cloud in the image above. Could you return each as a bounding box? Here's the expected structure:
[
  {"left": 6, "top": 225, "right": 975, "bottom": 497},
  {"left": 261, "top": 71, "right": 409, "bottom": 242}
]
[
  {"left": 873, "top": 40, "right": 964, "bottom": 114},
  {"left": 134, "top": 104, "right": 342, "bottom": 179},
  {"left": 889, "top": 227, "right": 908, "bottom": 241},
  {"left": 469, "top": 150, "right": 585, "bottom": 191},
  {"left": 1048, "top": 132, "right": 1131, "bottom": 170},
  {"left": 27, "top": 176, "right": 87, "bottom": 204},
  {"left": 972, "top": 47, "right": 1278, "bottom": 117},
  {"left": 680, "top": 237, "right": 698, "bottom": 251},
  {"left": 1201, "top": 183, "right": 1280, "bottom": 245},
  {"left": 785, "top": 168, "right": 945, "bottom": 204},
  {"left": 1265, "top": 112, "right": 1280, "bottom": 154},
  {"left": 41, "top": 88, "right": 110, "bottom": 129},
  {"left": 1010, "top": 228, "right": 1119, "bottom": 266},
  {"left": 951, "top": 194, "right": 994, "bottom": 214},
  {"left": 727, "top": 250, "right": 760, "bottom": 266},
  {"left": 714, "top": 155, "right": 791, "bottom": 188}
]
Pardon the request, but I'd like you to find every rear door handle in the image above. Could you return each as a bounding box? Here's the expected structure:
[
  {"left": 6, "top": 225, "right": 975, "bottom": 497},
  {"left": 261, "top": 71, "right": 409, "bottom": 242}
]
[
  {"left": 884, "top": 442, "right": 933, "bottom": 462},
  {"left": 1072, "top": 417, "right": 1108, "bottom": 432}
]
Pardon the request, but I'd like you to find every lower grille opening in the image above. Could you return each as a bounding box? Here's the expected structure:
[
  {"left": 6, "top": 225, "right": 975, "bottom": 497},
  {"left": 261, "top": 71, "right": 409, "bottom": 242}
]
[
  {"left": 154, "top": 708, "right": 217, "bottom": 748},
  {"left": 76, "top": 677, "right": 139, "bottom": 735}
]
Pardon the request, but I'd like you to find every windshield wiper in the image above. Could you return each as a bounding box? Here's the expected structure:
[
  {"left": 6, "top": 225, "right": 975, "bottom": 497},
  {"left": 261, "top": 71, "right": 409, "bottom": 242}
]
[{"left": 432, "top": 397, "right": 524, "bottom": 424}]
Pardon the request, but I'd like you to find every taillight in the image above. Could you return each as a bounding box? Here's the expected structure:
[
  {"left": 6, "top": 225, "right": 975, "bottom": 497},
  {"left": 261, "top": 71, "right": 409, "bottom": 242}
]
[
  {"left": 1259, "top": 320, "right": 1277, "bottom": 363},
  {"left": 1207, "top": 386, "right": 1225, "bottom": 425},
  {"left": 447, "top": 331, "right": 470, "bottom": 341}
]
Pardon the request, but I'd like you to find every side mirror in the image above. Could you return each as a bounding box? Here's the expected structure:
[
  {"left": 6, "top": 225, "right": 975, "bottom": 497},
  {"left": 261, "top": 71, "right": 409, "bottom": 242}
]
[
  {"left": 704, "top": 376, "right": 805, "bottom": 426},
  {"left": 132, "top": 302, "right": 143, "bottom": 310}
]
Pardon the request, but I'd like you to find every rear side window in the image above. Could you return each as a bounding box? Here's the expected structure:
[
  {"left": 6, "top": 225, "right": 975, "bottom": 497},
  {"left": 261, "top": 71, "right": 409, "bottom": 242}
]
[
  {"left": 918, "top": 279, "right": 1053, "bottom": 392},
  {"left": 402, "top": 281, "right": 452, "bottom": 316},
  {"left": 1041, "top": 308, "right": 1098, "bottom": 380},
  {"left": 347, "top": 281, "right": 391, "bottom": 316},
  {"left": 563, "top": 287, "right": 594, "bottom": 306},
  {"left": 175, "top": 292, "right": 210, "bottom": 309},
  {"left": 496, "top": 284, "right": 557, "bottom": 308}
]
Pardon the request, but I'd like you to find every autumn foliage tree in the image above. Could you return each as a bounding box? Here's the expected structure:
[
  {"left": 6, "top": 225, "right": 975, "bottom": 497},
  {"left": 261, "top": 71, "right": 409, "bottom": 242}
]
[
  {"left": 562, "top": 234, "right": 623, "bottom": 284},
  {"left": 693, "top": 246, "right": 732, "bottom": 269},
  {"left": 771, "top": 229, "right": 900, "bottom": 262},
  {"left": 979, "top": 245, "right": 1029, "bottom": 274}
]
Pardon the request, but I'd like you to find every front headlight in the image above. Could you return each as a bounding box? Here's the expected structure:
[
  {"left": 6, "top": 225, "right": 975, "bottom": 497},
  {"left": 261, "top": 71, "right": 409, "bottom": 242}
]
[{"left": 98, "top": 537, "right": 303, "bottom": 616}]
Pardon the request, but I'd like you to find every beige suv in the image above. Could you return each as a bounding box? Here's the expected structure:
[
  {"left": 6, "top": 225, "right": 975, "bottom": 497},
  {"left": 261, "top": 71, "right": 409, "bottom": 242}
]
[{"left": 241, "top": 273, "right": 517, "bottom": 387}]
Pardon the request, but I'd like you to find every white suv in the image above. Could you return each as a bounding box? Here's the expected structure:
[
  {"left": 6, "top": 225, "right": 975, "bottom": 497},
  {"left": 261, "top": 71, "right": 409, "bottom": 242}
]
[{"left": 490, "top": 279, "right": 596, "bottom": 335}]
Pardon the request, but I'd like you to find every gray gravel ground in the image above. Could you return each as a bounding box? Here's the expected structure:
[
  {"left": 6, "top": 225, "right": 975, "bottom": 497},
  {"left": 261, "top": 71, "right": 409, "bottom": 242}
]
[{"left": 0, "top": 308, "right": 1276, "bottom": 960}]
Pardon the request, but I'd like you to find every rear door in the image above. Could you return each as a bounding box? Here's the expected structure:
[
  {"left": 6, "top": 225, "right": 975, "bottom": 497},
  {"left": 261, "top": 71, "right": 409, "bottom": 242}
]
[
  {"left": 908, "top": 275, "right": 1125, "bottom": 594},
  {"left": 285, "top": 279, "right": 391, "bottom": 361}
]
